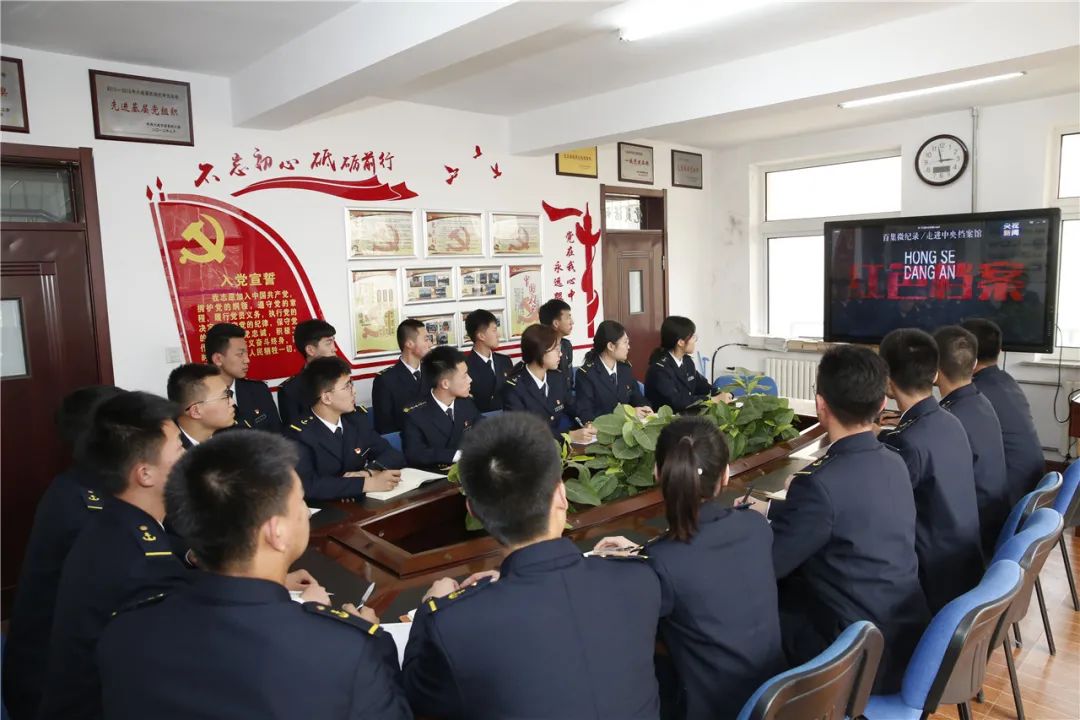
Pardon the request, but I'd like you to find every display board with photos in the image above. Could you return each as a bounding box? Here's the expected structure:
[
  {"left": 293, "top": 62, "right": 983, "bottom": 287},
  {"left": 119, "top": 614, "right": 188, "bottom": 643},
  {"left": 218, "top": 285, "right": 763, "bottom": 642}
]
[{"left": 346, "top": 209, "right": 551, "bottom": 356}]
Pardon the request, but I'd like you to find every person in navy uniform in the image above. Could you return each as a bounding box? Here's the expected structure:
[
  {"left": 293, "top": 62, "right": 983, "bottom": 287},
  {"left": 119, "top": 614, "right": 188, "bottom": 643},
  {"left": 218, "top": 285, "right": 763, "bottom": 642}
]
[
  {"left": 596, "top": 416, "right": 785, "bottom": 720},
  {"left": 402, "top": 412, "right": 662, "bottom": 720},
  {"left": 463, "top": 309, "right": 513, "bottom": 412},
  {"left": 402, "top": 346, "right": 481, "bottom": 471},
  {"left": 205, "top": 322, "right": 281, "bottom": 433},
  {"left": 503, "top": 324, "right": 595, "bottom": 444},
  {"left": 770, "top": 346, "right": 930, "bottom": 693},
  {"left": 539, "top": 298, "right": 577, "bottom": 400},
  {"left": 962, "top": 318, "right": 1046, "bottom": 505},
  {"left": 97, "top": 431, "right": 410, "bottom": 720},
  {"left": 289, "top": 356, "right": 404, "bottom": 501},
  {"left": 37, "top": 392, "right": 193, "bottom": 720},
  {"left": 645, "top": 316, "right": 727, "bottom": 412},
  {"left": 166, "top": 363, "right": 237, "bottom": 449},
  {"left": 2, "top": 386, "right": 123, "bottom": 720},
  {"left": 935, "top": 326, "right": 1011, "bottom": 558},
  {"left": 372, "top": 318, "right": 433, "bottom": 434},
  {"left": 575, "top": 319, "right": 652, "bottom": 423},
  {"left": 878, "top": 328, "right": 984, "bottom": 612},
  {"left": 277, "top": 319, "right": 338, "bottom": 427}
]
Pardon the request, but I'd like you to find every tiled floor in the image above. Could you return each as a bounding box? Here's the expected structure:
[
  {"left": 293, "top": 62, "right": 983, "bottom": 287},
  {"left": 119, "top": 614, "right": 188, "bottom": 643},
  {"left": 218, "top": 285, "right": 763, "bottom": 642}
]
[{"left": 928, "top": 530, "right": 1080, "bottom": 720}]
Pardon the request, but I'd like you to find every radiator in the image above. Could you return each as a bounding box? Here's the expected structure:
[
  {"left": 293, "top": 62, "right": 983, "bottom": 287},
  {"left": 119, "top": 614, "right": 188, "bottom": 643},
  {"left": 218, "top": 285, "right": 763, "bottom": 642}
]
[{"left": 764, "top": 358, "right": 818, "bottom": 401}]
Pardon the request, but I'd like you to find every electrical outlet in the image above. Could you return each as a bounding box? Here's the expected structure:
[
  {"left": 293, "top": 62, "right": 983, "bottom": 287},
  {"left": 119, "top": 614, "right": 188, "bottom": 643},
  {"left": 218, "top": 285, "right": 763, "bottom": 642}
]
[{"left": 165, "top": 346, "right": 183, "bottom": 364}]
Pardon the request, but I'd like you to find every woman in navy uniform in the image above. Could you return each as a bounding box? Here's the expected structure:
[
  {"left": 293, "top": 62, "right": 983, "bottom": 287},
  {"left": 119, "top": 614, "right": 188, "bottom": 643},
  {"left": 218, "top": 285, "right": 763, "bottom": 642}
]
[
  {"left": 596, "top": 417, "right": 784, "bottom": 720},
  {"left": 503, "top": 323, "right": 595, "bottom": 444},
  {"left": 644, "top": 316, "right": 723, "bottom": 412},
  {"left": 402, "top": 346, "right": 481, "bottom": 470},
  {"left": 575, "top": 320, "right": 651, "bottom": 423}
]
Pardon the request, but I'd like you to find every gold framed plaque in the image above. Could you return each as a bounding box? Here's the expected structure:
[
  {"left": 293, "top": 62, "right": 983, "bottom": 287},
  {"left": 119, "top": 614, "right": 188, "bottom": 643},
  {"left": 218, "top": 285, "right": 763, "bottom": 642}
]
[{"left": 555, "top": 146, "right": 598, "bottom": 179}]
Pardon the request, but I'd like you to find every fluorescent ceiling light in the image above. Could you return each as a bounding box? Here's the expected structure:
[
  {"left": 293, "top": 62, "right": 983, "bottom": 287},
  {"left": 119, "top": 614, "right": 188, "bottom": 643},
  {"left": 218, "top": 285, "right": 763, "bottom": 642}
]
[
  {"left": 618, "top": 0, "right": 774, "bottom": 42},
  {"left": 839, "top": 72, "right": 1026, "bottom": 109}
]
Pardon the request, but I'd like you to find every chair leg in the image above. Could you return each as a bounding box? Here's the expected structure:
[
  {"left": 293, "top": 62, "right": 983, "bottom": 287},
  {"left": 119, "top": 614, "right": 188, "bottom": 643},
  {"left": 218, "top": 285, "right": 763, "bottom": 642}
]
[
  {"left": 1004, "top": 639, "right": 1025, "bottom": 720},
  {"left": 1013, "top": 621, "right": 1023, "bottom": 648},
  {"left": 1061, "top": 534, "right": 1079, "bottom": 612},
  {"left": 976, "top": 689, "right": 985, "bottom": 703},
  {"left": 1034, "top": 577, "right": 1056, "bottom": 656},
  {"left": 958, "top": 702, "right": 974, "bottom": 720}
]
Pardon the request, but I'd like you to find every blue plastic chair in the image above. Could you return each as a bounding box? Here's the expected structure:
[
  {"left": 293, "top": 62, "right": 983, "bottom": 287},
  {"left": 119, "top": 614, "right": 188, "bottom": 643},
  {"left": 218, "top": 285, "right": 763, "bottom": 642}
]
[
  {"left": 735, "top": 621, "right": 882, "bottom": 720},
  {"left": 382, "top": 431, "right": 402, "bottom": 452},
  {"left": 1051, "top": 462, "right": 1079, "bottom": 612},
  {"left": 862, "top": 560, "right": 1024, "bottom": 720},
  {"left": 713, "top": 374, "right": 779, "bottom": 397},
  {"left": 987, "top": 508, "right": 1064, "bottom": 720},
  {"left": 481, "top": 410, "right": 503, "bottom": 419},
  {"left": 636, "top": 380, "right": 645, "bottom": 396},
  {"left": 994, "top": 472, "right": 1063, "bottom": 553}
]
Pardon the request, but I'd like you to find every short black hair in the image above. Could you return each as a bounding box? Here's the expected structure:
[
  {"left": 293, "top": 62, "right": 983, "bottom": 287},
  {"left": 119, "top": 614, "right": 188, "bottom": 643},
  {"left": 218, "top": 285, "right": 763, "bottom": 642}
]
[
  {"left": 934, "top": 325, "right": 978, "bottom": 383},
  {"left": 519, "top": 324, "right": 559, "bottom": 365},
  {"left": 423, "top": 345, "right": 466, "bottom": 389},
  {"left": 465, "top": 309, "right": 499, "bottom": 342},
  {"left": 458, "top": 412, "right": 562, "bottom": 546},
  {"left": 204, "top": 323, "right": 245, "bottom": 363},
  {"left": 816, "top": 345, "right": 888, "bottom": 427},
  {"left": 166, "top": 363, "right": 222, "bottom": 409},
  {"left": 879, "top": 328, "right": 938, "bottom": 394},
  {"left": 80, "top": 391, "right": 180, "bottom": 495},
  {"left": 165, "top": 431, "right": 298, "bottom": 572},
  {"left": 301, "top": 356, "right": 351, "bottom": 408},
  {"left": 56, "top": 385, "right": 125, "bottom": 449},
  {"left": 961, "top": 318, "right": 1002, "bottom": 362},
  {"left": 538, "top": 299, "right": 571, "bottom": 327},
  {"left": 293, "top": 319, "right": 336, "bottom": 357},
  {"left": 396, "top": 318, "right": 425, "bottom": 351}
]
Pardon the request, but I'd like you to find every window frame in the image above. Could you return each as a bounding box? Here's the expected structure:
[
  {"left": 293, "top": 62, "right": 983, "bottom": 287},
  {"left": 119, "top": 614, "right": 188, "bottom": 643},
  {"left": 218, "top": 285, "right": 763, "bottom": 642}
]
[{"left": 1035, "top": 125, "right": 1080, "bottom": 361}]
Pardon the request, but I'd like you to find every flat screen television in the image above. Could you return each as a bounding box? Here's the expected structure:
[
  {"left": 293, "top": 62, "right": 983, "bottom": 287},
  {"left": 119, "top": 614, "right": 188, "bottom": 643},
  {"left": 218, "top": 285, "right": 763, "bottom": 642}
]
[{"left": 824, "top": 208, "right": 1061, "bottom": 353}]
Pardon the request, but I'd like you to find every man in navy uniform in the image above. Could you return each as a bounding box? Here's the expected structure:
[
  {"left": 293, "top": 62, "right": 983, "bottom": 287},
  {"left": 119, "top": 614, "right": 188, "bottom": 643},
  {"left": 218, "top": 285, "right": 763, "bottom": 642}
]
[
  {"left": 935, "top": 325, "right": 1011, "bottom": 558},
  {"left": 372, "top": 318, "right": 433, "bottom": 434},
  {"left": 38, "top": 392, "right": 193, "bottom": 720},
  {"left": 289, "top": 356, "right": 404, "bottom": 501},
  {"left": 878, "top": 328, "right": 984, "bottom": 612},
  {"left": 402, "top": 346, "right": 480, "bottom": 471},
  {"left": 463, "top": 309, "right": 513, "bottom": 413},
  {"left": 167, "top": 363, "right": 237, "bottom": 449},
  {"left": 770, "top": 346, "right": 929, "bottom": 693},
  {"left": 962, "top": 318, "right": 1046, "bottom": 505},
  {"left": 3, "top": 386, "right": 123, "bottom": 720},
  {"left": 277, "top": 319, "right": 338, "bottom": 427},
  {"left": 96, "top": 431, "right": 410, "bottom": 720},
  {"left": 205, "top": 322, "right": 281, "bottom": 433},
  {"left": 402, "top": 412, "right": 662, "bottom": 720},
  {"left": 538, "top": 298, "right": 576, "bottom": 399}
]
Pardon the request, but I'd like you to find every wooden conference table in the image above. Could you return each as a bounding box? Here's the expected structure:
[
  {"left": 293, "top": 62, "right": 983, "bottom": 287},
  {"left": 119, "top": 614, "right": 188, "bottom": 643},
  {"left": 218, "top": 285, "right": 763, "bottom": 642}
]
[{"left": 295, "top": 399, "right": 826, "bottom": 621}]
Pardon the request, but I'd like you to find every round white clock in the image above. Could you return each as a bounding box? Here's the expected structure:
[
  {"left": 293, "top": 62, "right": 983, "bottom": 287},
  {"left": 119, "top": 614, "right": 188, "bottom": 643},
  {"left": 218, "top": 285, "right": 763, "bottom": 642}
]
[{"left": 915, "top": 134, "right": 969, "bottom": 186}]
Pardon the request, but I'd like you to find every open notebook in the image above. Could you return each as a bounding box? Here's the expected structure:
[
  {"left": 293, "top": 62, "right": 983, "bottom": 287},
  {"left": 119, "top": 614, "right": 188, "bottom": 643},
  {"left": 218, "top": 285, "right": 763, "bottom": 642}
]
[{"left": 366, "top": 468, "right": 447, "bottom": 501}]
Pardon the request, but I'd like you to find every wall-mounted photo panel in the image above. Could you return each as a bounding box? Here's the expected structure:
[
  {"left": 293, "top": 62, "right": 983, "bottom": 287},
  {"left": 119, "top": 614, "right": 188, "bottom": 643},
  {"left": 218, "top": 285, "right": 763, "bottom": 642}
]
[
  {"left": 346, "top": 209, "right": 416, "bottom": 258},
  {"left": 424, "top": 211, "right": 484, "bottom": 257},
  {"left": 350, "top": 268, "right": 400, "bottom": 355},
  {"left": 458, "top": 307, "right": 507, "bottom": 346},
  {"left": 459, "top": 265, "right": 504, "bottom": 299},
  {"left": 508, "top": 265, "right": 542, "bottom": 338},
  {"left": 491, "top": 213, "right": 541, "bottom": 255},
  {"left": 415, "top": 313, "right": 458, "bottom": 347},
  {"left": 405, "top": 266, "right": 454, "bottom": 304}
]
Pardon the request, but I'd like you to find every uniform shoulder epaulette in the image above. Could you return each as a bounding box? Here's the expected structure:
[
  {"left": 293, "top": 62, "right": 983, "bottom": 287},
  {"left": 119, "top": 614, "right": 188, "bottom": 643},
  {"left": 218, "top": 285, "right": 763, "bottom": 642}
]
[
  {"left": 581, "top": 358, "right": 595, "bottom": 370},
  {"left": 132, "top": 523, "right": 174, "bottom": 558},
  {"left": 303, "top": 602, "right": 383, "bottom": 636},
  {"left": 278, "top": 375, "right": 296, "bottom": 387},
  {"left": 289, "top": 416, "right": 314, "bottom": 433},
  {"left": 622, "top": 359, "right": 633, "bottom": 369},
  {"left": 791, "top": 453, "right": 836, "bottom": 478},
  {"left": 403, "top": 400, "right": 427, "bottom": 414},
  {"left": 377, "top": 364, "right": 394, "bottom": 376},
  {"left": 423, "top": 577, "right": 494, "bottom": 613},
  {"left": 82, "top": 487, "right": 105, "bottom": 511},
  {"left": 111, "top": 591, "right": 167, "bottom": 618},
  {"left": 588, "top": 551, "right": 649, "bottom": 561},
  {"left": 882, "top": 415, "right": 920, "bottom": 436},
  {"left": 355, "top": 403, "right": 368, "bottom": 414}
]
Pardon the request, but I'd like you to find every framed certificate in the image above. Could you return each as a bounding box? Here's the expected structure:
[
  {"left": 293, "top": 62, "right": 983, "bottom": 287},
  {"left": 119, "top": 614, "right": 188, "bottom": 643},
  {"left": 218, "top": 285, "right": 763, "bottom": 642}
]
[
  {"left": 424, "top": 211, "right": 484, "bottom": 257},
  {"left": 1, "top": 57, "right": 29, "bottom": 133},
  {"left": 555, "top": 146, "right": 598, "bottom": 178},
  {"left": 492, "top": 213, "right": 541, "bottom": 255},
  {"left": 618, "top": 142, "right": 654, "bottom": 185},
  {"left": 672, "top": 150, "right": 703, "bottom": 189},
  {"left": 350, "top": 269, "right": 401, "bottom": 355},
  {"left": 89, "top": 70, "right": 193, "bottom": 146},
  {"left": 508, "top": 265, "right": 542, "bottom": 338},
  {"left": 459, "top": 266, "right": 504, "bottom": 299},
  {"left": 405, "top": 267, "right": 454, "bottom": 304},
  {"left": 347, "top": 209, "right": 416, "bottom": 258}
]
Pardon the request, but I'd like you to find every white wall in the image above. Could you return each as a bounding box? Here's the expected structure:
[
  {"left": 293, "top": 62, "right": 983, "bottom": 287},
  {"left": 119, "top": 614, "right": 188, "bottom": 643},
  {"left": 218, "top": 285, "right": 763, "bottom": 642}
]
[
  {"left": 0, "top": 45, "right": 712, "bottom": 403},
  {"left": 699, "top": 93, "right": 1080, "bottom": 457}
]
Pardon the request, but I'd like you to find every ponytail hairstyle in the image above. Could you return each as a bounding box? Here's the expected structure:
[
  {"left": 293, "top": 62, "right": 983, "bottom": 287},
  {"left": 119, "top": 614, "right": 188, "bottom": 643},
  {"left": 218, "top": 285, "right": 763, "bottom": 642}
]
[
  {"left": 648, "top": 315, "right": 697, "bottom": 365},
  {"left": 656, "top": 416, "right": 730, "bottom": 542},
  {"left": 584, "top": 320, "right": 627, "bottom": 365}
]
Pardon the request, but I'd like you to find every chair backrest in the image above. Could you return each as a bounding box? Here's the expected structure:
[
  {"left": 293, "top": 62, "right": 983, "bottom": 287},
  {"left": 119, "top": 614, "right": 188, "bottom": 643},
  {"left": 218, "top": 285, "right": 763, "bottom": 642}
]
[
  {"left": 990, "top": 508, "right": 1065, "bottom": 631},
  {"left": 637, "top": 380, "right": 645, "bottom": 396},
  {"left": 382, "top": 431, "right": 402, "bottom": 452},
  {"left": 994, "top": 472, "right": 1063, "bottom": 552},
  {"left": 1053, "top": 461, "right": 1079, "bottom": 527},
  {"left": 901, "top": 560, "right": 1024, "bottom": 714},
  {"left": 735, "top": 621, "right": 883, "bottom": 720},
  {"left": 481, "top": 409, "right": 503, "bottom": 419}
]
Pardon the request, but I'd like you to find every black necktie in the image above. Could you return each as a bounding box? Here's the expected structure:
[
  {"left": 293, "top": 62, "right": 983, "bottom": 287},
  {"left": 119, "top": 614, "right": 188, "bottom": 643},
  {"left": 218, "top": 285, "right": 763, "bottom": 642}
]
[
  {"left": 613, "top": 371, "right": 618, "bottom": 388},
  {"left": 446, "top": 406, "right": 454, "bottom": 423},
  {"left": 413, "top": 370, "right": 421, "bottom": 384},
  {"left": 488, "top": 358, "right": 496, "bottom": 378},
  {"left": 541, "top": 381, "right": 548, "bottom": 398},
  {"left": 334, "top": 426, "right": 343, "bottom": 438}
]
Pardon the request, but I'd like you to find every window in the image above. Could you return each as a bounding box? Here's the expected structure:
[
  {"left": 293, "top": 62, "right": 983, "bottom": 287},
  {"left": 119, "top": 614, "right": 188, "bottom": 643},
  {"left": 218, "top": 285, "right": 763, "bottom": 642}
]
[
  {"left": 765, "top": 156, "right": 901, "bottom": 221},
  {"left": 0, "top": 165, "right": 77, "bottom": 223},
  {"left": 1040, "top": 127, "right": 1079, "bottom": 361},
  {"left": 761, "top": 153, "right": 901, "bottom": 337},
  {"left": 1057, "top": 132, "right": 1079, "bottom": 199},
  {"left": 1056, "top": 219, "right": 1079, "bottom": 347}
]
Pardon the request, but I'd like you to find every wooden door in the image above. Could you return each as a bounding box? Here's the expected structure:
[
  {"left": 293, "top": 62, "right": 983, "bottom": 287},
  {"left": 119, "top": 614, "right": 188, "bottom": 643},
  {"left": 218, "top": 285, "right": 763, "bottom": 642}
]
[
  {"left": 1, "top": 144, "right": 112, "bottom": 616},
  {"left": 601, "top": 186, "right": 668, "bottom": 376}
]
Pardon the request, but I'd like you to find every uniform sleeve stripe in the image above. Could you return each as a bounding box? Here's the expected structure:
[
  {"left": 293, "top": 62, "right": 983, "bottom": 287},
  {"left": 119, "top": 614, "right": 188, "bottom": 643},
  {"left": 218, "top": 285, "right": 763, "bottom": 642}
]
[
  {"left": 368, "top": 623, "right": 379, "bottom": 635},
  {"left": 289, "top": 424, "right": 302, "bottom": 431},
  {"left": 144, "top": 551, "right": 174, "bottom": 557},
  {"left": 428, "top": 599, "right": 437, "bottom": 612}
]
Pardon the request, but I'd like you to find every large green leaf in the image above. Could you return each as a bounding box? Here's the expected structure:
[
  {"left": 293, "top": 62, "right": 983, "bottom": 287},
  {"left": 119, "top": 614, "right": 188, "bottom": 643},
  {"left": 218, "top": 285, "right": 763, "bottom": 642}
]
[
  {"left": 735, "top": 403, "right": 763, "bottom": 425},
  {"left": 613, "top": 437, "right": 643, "bottom": 460},
  {"left": 565, "top": 479, "right": 602, "bottom": 506},
  {"left": 590, "top": 472, "right": 620, "bottom": 500},
  {"left": 567, "top": 462, "right": 592, "bottom": 485},
  {"left": 657, "top": 405, "right": 674, "bottom": 422},
  {"left": 465, "top": 513, "right": 485, "bottom": 531},
  {"left": 622, "top": 421, "right": 637, "bottom": 447},
  {"left": 584, "top": 456, "right": 612, "bottom": 470},
  {"left": 592, "top": 413, "right": 626, "bottom": 437},
  {"left": 626, "top": 461, "right": 656, "bottom": 487},
  {"left": 632, "top": 425, "right": 656, "bottom": 451}
]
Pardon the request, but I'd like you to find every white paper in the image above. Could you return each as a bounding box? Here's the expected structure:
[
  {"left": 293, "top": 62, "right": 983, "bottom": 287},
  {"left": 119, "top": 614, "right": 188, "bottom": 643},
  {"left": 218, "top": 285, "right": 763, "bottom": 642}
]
[
  {"left": 308, "top": 507, "right": 321, "bottom": 516},
  {"left": 380, "top": 622, "right": 414, "bottom": 667},
  {"left": 759, "top": 487, "right": 787, "bottom": 501},
  {"left": 365, "top": 468, "right": 447, "bottom": 501}
]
